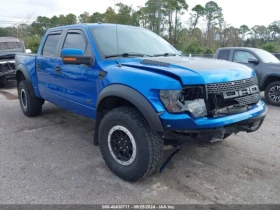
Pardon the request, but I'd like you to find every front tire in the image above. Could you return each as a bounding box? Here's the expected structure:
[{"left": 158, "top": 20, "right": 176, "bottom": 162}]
[
  {"left": 98, "top": 106, "right": 164, "bottom": 182},
  {"left": 265, "top": 81, "right": 280, "bottom": 106},
  {"left": 18, "top": 80, "right": 43, "bottom": 117}
]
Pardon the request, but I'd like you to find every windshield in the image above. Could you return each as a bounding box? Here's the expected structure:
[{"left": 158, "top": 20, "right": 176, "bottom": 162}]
[
  {"left": 253, "top": 48, "right": 280, "bottom": 63},
  {"left": 0, "top": 42, "right": 23, "bottom": 52},
  {"left": 90, "top": 25, "right": 179, "bottom": 58}
]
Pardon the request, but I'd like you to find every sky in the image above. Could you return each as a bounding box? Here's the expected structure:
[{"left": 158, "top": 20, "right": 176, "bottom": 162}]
[{"left": 0, "top": 0, "right": 280, "bottom": 28}]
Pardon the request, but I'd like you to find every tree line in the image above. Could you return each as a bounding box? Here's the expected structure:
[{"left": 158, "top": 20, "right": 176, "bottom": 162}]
[{"left": 1, "top": 0, "right": 280, "bottom": 55}]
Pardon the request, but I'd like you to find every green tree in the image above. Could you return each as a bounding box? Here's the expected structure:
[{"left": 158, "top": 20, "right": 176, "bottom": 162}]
[
  {"left": 103, "top": 7, "right": 116, "bottom": 23},
  {"left": 162, "top": 0, "right": 188, "bottom": 45},
  {"left": 204, "top": 1, "right": 223, "bottom": 47},
  {"left": 24, "top": 35, "right": 41, "bottom": 53},
  {"left": 90, "top": 12, "right": 104, "bottom": 23},
  {"left": 239, "top": 25, "right": 250, "bottom": 46},
  {"left": 268, "top": 21, "right": 280, "bottom": 39},
  {"left": 262, "top": 42, "right": 278, "bottom": 53},
  {"left": 79, "top": 12, "right": 91, "bottom": 23},
  {"left": 116, "top": 3, "right": 134, "bottom": 25},
  {"left": 190, "top": 5, "right": 205, "bottom": 31}
]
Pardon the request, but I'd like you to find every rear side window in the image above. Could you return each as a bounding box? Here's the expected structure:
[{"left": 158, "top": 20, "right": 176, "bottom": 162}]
[
  {"left": 217, "top": 50, "right": 230, "bottom": 60},
  {"left": 42, "top": 34, "right": 61, "bottom": 57}
]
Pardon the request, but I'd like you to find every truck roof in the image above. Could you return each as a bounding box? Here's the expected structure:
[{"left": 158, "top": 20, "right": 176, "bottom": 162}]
[
  {"left": 217, "top": 47, "right": 258, "bottom": 50},
  {"left": 0, "top": 37, "right": 21, "bottom": 43},
  {"left": 47, "top": 23, "right": 143, "bottom": 32}
]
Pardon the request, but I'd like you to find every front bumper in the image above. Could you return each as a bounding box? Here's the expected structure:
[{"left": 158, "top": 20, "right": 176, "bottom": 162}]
[
  {"left": 159, "top": 100, "right": 267, "bottom": 131},
  {"left": 0, "top": 70, "right": 16, "bottom": 80}
]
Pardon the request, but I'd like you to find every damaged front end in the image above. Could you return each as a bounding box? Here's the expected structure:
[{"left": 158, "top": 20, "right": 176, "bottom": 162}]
[
  {"left": 162, "top": 76, "right": 267, "bottom": 144},
  {"left": 0, "top": 54, "right": 16, "bottom": 88}
]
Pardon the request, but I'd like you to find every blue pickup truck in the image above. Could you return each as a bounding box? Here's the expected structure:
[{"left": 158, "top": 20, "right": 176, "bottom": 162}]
[{"left": 15, "top": 23, "right": 267, "bottom": 181}]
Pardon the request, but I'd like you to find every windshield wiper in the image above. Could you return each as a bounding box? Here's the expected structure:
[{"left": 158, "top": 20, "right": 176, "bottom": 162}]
[
  {"left": 105, "top": 53, "right": 153, "bottom": 59},
  {"left": 154, "top": 52, "right": 178, "bottom": 57}
]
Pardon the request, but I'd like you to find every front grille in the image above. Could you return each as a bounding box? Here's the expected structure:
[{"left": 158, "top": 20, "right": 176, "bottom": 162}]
[
  {"left": 0, "top": 62, "right": 15, "bottom": 72},
  {"left": 205, "top": 77, "right": 261, "bottom": 116},
  {"left": 206, "top": 77, "right": 258, "bottom": 94},
  {"left": 234, "top": 93, "right": 261, "bottom": 106}
]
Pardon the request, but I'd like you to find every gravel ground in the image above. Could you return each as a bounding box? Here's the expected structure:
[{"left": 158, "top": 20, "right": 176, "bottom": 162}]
[{"left": 0, "top": 82, "right": 279, "bottom": 204}]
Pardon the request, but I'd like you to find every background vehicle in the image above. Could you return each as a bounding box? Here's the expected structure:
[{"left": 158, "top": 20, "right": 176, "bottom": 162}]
[
  {"left": 0, "top": 37, "right": 31, "bottom": 88},
  {"left": 215, "top": 47, "right": 280, "bottom": 106},
  {"left": 15, "top": 24, "right": 267, "bottom": 182},
  {"left": 273, "top": 53, "right": 280, "bottom": 60}
]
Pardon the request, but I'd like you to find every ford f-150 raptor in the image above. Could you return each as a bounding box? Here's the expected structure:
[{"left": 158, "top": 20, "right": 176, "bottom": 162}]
[{"left": 15, "top": 24, "right": 267, "bottom": 181}]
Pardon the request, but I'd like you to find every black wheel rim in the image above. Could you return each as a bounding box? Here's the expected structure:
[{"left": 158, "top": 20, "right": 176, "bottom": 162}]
[
  {"left": 111, "top": 130, "right": 133, "bottom": 161},
  {"left": 108, "top": 126, "right": 137, "bottom": 166},
  {"left": 269, "top": 86, "right": 280, "bottom": 102},
  {"left": 21, "top": 89, "right": 27, "bottom": 108}
]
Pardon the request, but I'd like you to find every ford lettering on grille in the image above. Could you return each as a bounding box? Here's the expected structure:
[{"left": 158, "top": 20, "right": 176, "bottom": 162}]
[{"left": 223, "top": 85, "right": 259, "bottom": 99}]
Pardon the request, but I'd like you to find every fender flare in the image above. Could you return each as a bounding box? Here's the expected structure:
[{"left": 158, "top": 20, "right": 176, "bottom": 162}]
[
  {"left": 260, "top": 73, "right": 280, "bottom": 90},
  {"left": 96, "top": 84, "right": 164, "bottom": 132},
  {"left": 16, "top": 64, "right": 36, "bottom": 97}
]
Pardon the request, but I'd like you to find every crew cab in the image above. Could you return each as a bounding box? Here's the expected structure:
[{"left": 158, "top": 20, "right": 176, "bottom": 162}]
[
  {"left": 15, "top": 24, "right": 267, "bottom": 181},
  {"left": 215, "top": 47, "right": 280, "bottom": 106}
]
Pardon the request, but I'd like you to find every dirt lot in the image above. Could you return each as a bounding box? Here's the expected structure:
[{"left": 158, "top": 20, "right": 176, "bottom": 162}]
[{"left": 0, "top": 82, "right": 279, "bottom": 204}]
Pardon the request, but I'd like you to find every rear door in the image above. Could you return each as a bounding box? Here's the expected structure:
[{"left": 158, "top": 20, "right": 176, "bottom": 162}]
[
  {"left": 36, "top": 30, "right": 63, "bottom": 101},
  {"left": 216, "top": 49, "right": 231, "bottom": 61}
]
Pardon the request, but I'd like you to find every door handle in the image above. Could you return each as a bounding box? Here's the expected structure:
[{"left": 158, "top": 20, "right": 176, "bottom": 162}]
[
  {"left": 36, "top": 63, "right": 40, "bottom": 70},
  {"left": 55, "top": 66, "right": 61, "bottom": 74}
]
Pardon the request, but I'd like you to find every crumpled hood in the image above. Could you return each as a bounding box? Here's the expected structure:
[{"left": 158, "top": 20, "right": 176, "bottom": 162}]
[{"left": 121, "top": 56, "right": 256, "bottom": 85}]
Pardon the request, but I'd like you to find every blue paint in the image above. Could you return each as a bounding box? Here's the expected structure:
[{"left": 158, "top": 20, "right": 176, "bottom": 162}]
[{"left": 16, "top": 23, "right": 267, "bottom": 131}]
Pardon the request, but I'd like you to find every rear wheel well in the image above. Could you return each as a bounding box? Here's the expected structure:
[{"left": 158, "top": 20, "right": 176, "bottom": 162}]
[
  {"left": 262, "top": 76, "right": 280, "bottom": 91},
  {"left": 16, "top": 71, "right": 26, "bottom": 87},
  {"left": 94, "top": 96, "right": 148, "bottom": 146}
]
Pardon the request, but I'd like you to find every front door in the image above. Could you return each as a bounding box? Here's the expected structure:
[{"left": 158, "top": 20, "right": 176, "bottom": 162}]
[
  {"left": 232, "top": 50, "right": 262, "bottom": 83},
  {"left": 54, "top": 29, "right": 99, "bottom": 119}
]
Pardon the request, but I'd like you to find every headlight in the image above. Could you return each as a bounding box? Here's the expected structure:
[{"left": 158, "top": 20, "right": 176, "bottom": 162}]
[{"left": 159, "top": 87, "right": 207, "bottom": 118}]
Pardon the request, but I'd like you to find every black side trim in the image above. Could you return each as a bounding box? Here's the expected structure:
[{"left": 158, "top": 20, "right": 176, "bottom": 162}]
[
  {"left": 16, "top": 64, "right": 36, "bottom": 97},
  {"left": 97, "top": 84, "right": 164, "bottom": 132}
]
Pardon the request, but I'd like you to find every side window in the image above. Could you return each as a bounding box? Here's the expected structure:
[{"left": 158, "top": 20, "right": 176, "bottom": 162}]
[
  {"left": 62, "top": 31, "right": 91, "bottom": 55},
  {"left": 42, "top": 34, "right": 61, "bottom": 57},
  {"left": 233, "top": 51, "right": 257, "bottom": 63},
  {"left": 217, "top": 50, "right": 230, "bottom": 60}
]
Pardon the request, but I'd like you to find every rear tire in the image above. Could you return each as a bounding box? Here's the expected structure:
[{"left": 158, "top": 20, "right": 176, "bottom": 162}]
[
  {"left": 18, "top": 80, "right": 43, "bottom": 117},
  {"left": 265, "top": 81, "right": 280, "bottom": 106},
  {"left": 98, "top": 106, "right": 164, "bottom": 182}
]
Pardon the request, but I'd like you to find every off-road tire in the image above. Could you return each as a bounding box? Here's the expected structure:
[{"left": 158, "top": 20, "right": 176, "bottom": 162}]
[
  {"left": 265, "top": 81, "right": 280, "bottom": 106},
  {"left": 98, "top": 106, "right": 164, "bottom": 182},
  {"left": 18, "top": 80, "right": 43, "bottom": 117}
]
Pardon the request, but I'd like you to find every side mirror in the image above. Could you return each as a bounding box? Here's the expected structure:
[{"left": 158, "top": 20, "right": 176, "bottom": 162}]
[
  {"left": 61, "top": 48, "right": 94, "bottom": 66},
  {"left": 248, "top": 57, "right": 259, "bottom": 65},
  {"left": 25, "top": 49, "right": 32, "bottom": 54}
]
